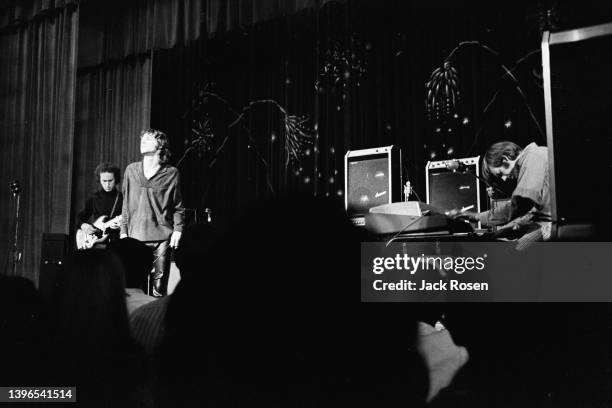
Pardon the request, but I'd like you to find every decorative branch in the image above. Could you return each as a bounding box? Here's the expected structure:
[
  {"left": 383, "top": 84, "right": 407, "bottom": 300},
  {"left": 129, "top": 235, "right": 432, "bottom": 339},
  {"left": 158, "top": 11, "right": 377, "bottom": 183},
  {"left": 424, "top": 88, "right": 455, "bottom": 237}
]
[
  {"left": 466, "top": 49, "right": 542, "bottom": 154},
  {"left": 425, "top": 41, "right": 545, "bottom": 140},
  {"left": 179, "top": 86, "right": 315, "bottom": 194},
  {"left": 206, "top": 95, "right": 314, "bottom": 169}
]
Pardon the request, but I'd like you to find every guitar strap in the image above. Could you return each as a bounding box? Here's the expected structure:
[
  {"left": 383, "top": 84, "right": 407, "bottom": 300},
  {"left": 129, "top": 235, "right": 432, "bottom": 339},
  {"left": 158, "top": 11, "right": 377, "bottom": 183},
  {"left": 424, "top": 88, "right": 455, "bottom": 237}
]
[{"left": 109, "top": 193, "right": 120, "bottom": 218}]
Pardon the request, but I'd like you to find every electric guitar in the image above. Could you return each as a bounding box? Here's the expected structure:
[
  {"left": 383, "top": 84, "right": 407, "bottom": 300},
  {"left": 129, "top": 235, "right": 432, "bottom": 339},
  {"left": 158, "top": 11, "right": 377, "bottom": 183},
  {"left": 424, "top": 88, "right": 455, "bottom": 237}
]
[{"left": 76, "top": 215, "right": 122, "bottom": 250}]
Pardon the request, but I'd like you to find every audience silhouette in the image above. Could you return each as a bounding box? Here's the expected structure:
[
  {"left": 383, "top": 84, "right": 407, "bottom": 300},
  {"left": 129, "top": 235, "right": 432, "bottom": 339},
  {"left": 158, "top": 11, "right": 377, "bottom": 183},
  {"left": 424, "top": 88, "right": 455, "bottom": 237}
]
[{"left": 3, "top": 195, "right": 611, "bottom": 407}]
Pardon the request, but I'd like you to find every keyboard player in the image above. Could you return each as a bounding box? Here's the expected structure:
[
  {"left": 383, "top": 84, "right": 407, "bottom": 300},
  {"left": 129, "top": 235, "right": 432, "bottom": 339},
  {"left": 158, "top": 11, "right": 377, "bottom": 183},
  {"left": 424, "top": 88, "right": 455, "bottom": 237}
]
[{"left": 448, "top": 141, "right": 551, "bottom": 246}]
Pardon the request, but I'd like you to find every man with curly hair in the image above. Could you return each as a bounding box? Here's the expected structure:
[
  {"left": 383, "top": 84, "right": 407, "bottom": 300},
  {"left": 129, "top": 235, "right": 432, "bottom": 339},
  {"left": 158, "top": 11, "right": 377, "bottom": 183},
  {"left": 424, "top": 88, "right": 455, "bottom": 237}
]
[
  {"left": 120, "top": 129, "right": 185, "bottom": 296},
  {"left": 76, "top": 162, "right": 123, "bottom": 247}
]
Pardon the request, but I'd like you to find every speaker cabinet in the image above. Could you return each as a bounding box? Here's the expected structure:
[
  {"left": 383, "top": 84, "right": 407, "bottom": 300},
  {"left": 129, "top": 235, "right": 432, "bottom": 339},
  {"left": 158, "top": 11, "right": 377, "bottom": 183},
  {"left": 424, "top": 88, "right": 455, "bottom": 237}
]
[
  {"left": 426, "top": 157, "right": 481, "bottom": 215},
  {"left": 38, "top": 233, "right": 68, "bottom": 300},
  {"left": 344, "top": 145, "right": 402, "bottom": 223}
]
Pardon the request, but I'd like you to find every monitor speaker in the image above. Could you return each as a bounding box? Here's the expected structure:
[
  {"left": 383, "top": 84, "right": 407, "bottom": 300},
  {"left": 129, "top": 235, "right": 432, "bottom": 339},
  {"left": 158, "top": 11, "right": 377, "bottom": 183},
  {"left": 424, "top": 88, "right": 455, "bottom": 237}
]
[
  {"left": 344, "top": 145, "right": 402, "bottom": 222},
  {"left": 426, "top": 157, "right": 481, "bottom": 215}
]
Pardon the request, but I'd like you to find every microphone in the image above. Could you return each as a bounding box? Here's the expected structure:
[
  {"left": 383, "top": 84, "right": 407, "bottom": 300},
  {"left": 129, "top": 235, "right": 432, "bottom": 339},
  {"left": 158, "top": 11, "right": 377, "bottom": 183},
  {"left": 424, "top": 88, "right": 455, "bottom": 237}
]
[{"left": 445, "top": 160, "right": 468, "bottom": 172}]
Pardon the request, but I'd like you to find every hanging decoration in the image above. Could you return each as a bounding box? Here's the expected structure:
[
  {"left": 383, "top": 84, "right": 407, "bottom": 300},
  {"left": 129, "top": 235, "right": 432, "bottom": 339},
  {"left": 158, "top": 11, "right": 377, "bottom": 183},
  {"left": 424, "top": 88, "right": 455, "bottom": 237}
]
[
  {"left": 527, "top": 1, "right": 561, "bottom": 35},
  {"left": 315, "top": 36, "right": 368, "bottom": 97},
  {"left": 425, "top": 60, "right": 460, "bottom": 121},
  {"left": 181, "top": 116, "right": 214, "bottom": 162},
  {"left": 283, "top": 114, "right": 313, "bottom": 165},
  {"left": 526, "top": 2, "right": 561, "bottom": 88}
]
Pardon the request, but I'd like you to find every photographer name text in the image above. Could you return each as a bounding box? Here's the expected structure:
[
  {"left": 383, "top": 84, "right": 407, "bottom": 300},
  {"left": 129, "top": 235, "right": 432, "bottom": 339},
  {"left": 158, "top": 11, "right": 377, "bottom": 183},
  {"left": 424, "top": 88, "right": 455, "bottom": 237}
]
[{"left": 373, "top": 279, "right": 488, "bottom": 291}]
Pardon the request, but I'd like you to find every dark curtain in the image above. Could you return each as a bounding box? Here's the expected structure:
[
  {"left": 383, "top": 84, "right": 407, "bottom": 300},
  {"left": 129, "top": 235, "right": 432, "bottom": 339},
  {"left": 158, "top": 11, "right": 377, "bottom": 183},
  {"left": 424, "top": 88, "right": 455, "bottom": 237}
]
[
  {"left": 77, "top": 0, "right": 345, "bottom": 68},
  {"left": 78, "top": 0, "right": 202, "bottom": 68},
  {"left": 72, "top": 55, "right": 152, "bottom": 231},
  {"left": 0, "top": 0, "right": 78, "bottom": 29},
  {"left": 0, "top": 4, "right": 78, "bottom": 281},
  {"left": 203, "top": 0, "right": 342, "bottom": 36},
  {"left": 151, "top": 1, "right": 547, "bottom": 226}
]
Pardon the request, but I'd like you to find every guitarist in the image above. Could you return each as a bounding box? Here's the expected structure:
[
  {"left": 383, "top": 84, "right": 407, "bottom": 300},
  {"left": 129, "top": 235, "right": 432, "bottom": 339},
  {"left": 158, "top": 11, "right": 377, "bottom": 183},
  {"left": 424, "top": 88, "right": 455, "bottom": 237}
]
[{"left": 76, "top": 162, "right": 123, "bottom": 247}]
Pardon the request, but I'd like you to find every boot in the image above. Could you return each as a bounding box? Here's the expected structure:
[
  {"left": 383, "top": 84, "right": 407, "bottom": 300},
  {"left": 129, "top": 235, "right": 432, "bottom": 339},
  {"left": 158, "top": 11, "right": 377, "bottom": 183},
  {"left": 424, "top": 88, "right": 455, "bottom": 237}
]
[{"left": 151, "top": 276, "right": 165, "bottom": 297}]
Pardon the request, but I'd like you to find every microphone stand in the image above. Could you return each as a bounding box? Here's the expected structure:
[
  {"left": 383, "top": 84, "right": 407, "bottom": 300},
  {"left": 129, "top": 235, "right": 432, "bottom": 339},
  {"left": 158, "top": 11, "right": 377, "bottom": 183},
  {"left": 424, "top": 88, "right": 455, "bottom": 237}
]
[
  {"left": 9, "top": 181, "right": 22, "bottom": 276},
  {"left": 447, "top": 161, "right": 506, "bottom": 197}
]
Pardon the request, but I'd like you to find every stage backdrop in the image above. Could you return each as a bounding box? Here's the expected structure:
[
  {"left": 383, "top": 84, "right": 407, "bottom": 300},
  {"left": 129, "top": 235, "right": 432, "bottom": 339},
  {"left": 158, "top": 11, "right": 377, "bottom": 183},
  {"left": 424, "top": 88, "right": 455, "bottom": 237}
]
[
  {"left": 151, "top": 1, "right": 547, "bottom": 227},
  {"left": 0, "top": 3, "right": 78, "bottom": 282}
]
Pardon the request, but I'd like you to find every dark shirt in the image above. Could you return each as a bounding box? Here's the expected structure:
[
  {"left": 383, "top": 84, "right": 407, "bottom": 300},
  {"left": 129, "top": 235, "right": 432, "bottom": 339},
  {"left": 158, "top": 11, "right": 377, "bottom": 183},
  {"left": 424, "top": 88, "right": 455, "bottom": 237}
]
[
  {"left": 77, "top": 189, "right": 123, "bottom": 225},
  {"left": 120, "top": 162, "right": 185, "bottom": 242}
]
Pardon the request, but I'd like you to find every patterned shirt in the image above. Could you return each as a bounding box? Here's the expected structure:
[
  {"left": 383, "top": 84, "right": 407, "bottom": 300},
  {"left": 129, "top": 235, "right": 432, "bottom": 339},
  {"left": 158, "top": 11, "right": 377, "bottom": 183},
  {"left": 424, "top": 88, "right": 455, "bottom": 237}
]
[
  {"left": 125, "top": 288, "right": 157, "bottom": 315},
  {"left": 129, "top": 296, "right": 170, "bottom": 355}
]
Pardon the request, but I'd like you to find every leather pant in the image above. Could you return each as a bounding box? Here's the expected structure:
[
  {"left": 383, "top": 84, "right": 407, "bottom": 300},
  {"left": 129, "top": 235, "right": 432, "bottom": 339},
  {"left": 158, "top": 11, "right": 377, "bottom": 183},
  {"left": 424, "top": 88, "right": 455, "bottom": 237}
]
[{"left": 146, "top": 240, "right": 171, "bottom": 297}]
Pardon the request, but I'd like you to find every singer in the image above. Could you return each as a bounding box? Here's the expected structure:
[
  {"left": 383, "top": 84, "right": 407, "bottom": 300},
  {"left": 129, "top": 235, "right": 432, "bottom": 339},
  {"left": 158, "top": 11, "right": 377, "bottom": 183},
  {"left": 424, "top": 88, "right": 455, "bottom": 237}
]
[
  {"left": 449, "top": 141, "right": 551, "bottom": 242},
  {"left": 120, "top": 129, "right": 185, "bottom": 296}
]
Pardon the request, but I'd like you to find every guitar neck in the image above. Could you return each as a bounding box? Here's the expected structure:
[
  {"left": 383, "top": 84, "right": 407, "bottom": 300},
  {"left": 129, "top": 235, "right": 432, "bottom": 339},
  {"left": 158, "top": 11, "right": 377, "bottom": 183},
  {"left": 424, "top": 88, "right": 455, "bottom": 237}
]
[{"left": 99, "top": 216, "right": 121, "bottom": 230}]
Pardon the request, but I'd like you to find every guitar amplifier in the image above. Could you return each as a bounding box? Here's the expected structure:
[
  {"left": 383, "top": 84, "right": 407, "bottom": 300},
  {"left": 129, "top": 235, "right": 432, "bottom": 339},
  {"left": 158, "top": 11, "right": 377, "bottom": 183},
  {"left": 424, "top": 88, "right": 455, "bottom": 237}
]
[
  {"left": 344, "top": 145, "right": 402, "bottom": 225},
  {"left": 426, "top": 157, "right": 481, "bottom": 215}
]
